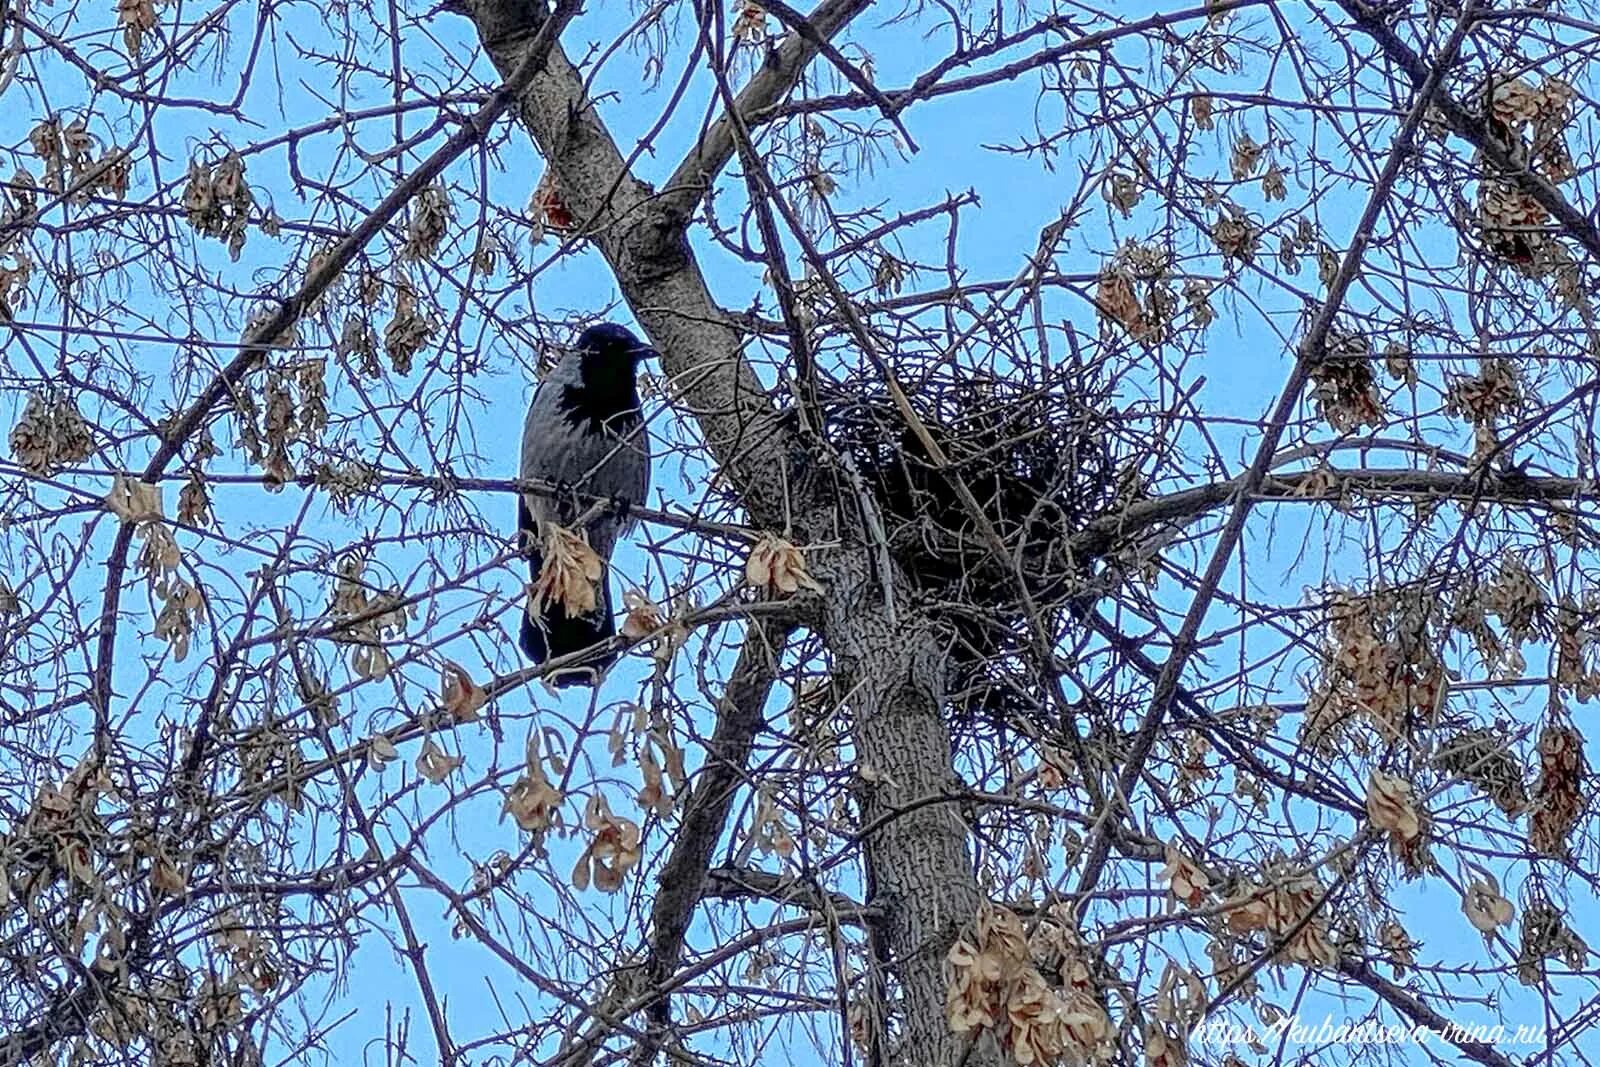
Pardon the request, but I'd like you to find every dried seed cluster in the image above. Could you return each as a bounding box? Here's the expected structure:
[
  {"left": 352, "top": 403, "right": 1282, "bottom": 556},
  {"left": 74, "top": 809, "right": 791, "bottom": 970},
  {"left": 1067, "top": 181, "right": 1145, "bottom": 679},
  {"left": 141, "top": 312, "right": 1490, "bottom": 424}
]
[
  {"left": 570, "top": 795, "right": 641, "bottom": 893},
  {"left": 1445, "top": 357, "right": 1524, "bottom": 462},
  {"left": 1477, "top": 78, "right": 1576, "bottom": 267},
  {"left": 1209, "top": 203, "right": 1261, "bottom": 266},
  {"left": 946, "top": 903, "right": 1115, "bottom": 1066},
  {"left": 1308, "top": 329, "right": 1384, "bottom": 432},
  {"left": 9, "top": 391, "right": 94, "bottom": 475},
  {"left": 1303, "top": 588, "right": 1444, "bottom": 753},
  {"left": 328, "top": 554, "right": 410, "bottom": 681},
  {"left": 0, "top": 761, "right": 283, "bottom": 1065},
  {"left": 1433, "top": 726, "right": 1528, "bottom": 815},
  {"left": 115, "top": 0, "right": 158, "bottom": 54},
  {"left": 1517, "top": 898, "right": 1590, "bottom": 985},
  {"left": 745, "top": 533, "right": 822, "bottom": 595},
  {"left": 1380, "top": 919, "right": 1419, "bottom": 978},
  {"left": 383, "top": 280, "right": 435, "bottom": 374},
  {"left": 1462, "top": 874, "right": 1514, "bottom": 935},
  {"left": 183, "top": 151, "right": 256, "bottom": 261},
  {"left": 27, "top": 117, "right": 129, "bottom": 201},
  {"left": 1214, "top": 869, "right": 1339, "bottom": 970},
  {"left": 1095, "top": 243, "right": 1187, "bottom": 345},
  {"left": 1530, "top": 723, "right": 1588, "bottom": 858},
  {"left": 402, "top": 182, "right": 452, "bottom": 261},
  {"left": 230, "top": 358, "right": 329, "bottom": 489},
  {"left": 528, "top": 525, "right": 604, "bottom": 622}
]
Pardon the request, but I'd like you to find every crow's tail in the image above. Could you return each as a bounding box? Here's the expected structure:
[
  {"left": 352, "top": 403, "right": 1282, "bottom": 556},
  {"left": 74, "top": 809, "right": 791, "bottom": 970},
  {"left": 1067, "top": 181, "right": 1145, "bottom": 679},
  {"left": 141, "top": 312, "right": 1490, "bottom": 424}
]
[
  {"left": 517, "top": 497, "right": 619, "bottom": 686},
  {"left": 518, "top": 570, "right": 617, "bottom": 683}
]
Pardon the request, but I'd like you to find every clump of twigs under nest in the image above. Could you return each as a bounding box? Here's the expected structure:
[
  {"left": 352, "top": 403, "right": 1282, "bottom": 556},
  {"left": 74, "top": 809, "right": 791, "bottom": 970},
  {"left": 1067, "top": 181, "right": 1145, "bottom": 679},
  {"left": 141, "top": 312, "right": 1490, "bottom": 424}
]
[{"left": 819, "top": 349, "right": 1127, "bottom": 725}]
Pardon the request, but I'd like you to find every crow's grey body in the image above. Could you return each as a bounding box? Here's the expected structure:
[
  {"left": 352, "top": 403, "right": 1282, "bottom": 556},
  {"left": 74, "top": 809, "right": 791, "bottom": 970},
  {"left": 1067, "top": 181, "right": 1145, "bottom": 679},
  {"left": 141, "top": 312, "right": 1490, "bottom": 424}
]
[
  {"left": 517, "top": 324, "right": 653, "bottom": 684},
  {"left": 518, "top": 350, "right": 651, "bottom": 556}
]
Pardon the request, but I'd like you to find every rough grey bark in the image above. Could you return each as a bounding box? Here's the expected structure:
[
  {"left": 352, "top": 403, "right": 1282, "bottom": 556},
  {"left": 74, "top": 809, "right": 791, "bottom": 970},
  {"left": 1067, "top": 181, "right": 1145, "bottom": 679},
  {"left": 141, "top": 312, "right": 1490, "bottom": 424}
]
[
  {"left": 816, "top": 545, "right": 982, "bottom": 1064},
  {"left": 457, "top": 3, "right": 993, "bottom": 1062}
]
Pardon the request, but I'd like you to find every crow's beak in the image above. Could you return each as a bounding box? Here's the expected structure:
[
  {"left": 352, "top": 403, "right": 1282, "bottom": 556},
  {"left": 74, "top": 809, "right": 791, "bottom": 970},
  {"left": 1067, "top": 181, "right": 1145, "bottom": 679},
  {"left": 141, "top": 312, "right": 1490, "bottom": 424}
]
[{"left": 632, "top": 346, "right": 660, "bottom": 364}]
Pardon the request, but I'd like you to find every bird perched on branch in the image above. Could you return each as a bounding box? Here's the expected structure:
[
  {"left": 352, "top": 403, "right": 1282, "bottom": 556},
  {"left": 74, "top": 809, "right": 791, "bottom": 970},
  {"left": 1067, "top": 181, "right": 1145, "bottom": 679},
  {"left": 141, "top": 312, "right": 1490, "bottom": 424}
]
[{"left": 518, "top": 322, "right": 655, "bottom": 685}]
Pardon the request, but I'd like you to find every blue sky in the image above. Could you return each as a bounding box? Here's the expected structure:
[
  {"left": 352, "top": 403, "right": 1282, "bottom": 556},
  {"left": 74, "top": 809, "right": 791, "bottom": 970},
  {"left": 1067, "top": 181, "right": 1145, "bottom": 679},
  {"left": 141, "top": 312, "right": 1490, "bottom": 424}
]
[{"left": 4, "top": 0, "right": 1598, "bottom": 1064}]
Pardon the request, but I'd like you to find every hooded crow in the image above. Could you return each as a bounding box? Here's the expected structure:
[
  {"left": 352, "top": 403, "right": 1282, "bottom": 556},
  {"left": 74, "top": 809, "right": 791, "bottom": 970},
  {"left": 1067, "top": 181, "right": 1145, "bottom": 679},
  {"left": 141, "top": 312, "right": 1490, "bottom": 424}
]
[{"left": 518, "top": 322, "right": 654, "bottom": 685}]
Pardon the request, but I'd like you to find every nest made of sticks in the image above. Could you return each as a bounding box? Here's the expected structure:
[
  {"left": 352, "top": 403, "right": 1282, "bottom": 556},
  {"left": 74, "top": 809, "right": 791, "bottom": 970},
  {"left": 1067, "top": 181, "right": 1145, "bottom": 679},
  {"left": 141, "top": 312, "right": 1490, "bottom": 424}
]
[{"left": 819, "top": 352, "right": 1126, "bottom": 721}]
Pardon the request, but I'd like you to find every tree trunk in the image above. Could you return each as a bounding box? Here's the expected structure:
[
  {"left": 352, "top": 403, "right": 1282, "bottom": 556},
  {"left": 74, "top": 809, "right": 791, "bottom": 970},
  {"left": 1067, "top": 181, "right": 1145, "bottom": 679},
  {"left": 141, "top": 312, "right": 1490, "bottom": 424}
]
[
  {"left": 817, "top": 545, "right": 988, "bottom": 1065},
  {"left": 460, "top": 4, "right": 993, "bottom": 1062}
]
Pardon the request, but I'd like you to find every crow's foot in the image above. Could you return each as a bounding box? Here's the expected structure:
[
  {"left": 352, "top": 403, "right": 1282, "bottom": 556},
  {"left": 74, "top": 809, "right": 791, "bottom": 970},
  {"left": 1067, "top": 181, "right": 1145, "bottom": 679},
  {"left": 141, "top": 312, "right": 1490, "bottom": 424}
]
[{"left": 552, "top": 479, "right": 584, "bottom": 523}]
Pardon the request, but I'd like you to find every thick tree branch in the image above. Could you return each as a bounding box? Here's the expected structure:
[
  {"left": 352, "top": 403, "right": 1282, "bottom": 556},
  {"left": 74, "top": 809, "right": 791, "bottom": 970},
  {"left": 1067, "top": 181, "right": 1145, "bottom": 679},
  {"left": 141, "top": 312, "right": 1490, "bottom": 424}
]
[
  {"left": 703, "top": 865, "right": 880, "bottom": 919},
  {"left": 643, "top": 620, "right": 795, "bottom": 1032},
  {"left": 1071, "top": 466, "right": 1598, "bottom": 560},
  {"left": 1338, "top": 958, "right": 1518, "bottom": 1067},
  {"left": 660, "top": 0, "right": 873, "bottom": 219}
]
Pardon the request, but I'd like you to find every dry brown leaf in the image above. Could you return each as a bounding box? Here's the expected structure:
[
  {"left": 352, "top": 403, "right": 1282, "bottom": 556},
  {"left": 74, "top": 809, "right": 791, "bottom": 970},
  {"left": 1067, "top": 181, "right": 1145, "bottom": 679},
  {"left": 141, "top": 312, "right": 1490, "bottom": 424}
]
[
  {"left": 1381, "top": 919, "right": 1417, "bottom": 977},
  {"left": 637, "top": 745, "right": 671, "bottom": 816},
  {"left": 1145, "top": 1023, "right": 1188, "bottom": 1067},
  {"left": 115, "top": 0, "right": 157, "bottom": 54},
  {"left": 1366, "top": 769, "right": 1422, "bottom": 842},
  {"left": 1221, "top": 885, "right": 1271, "bottom": 934},
  {"left": 1097, "top": 269, "right": 1150, "bottom": 340},
  {"left": 403, "top": 182, "right": 452, "bottom": 261},
  {"left": 745, "top": 533, "right": 822, "bottom": 595},
  {"left": 620, "top": 588, "right": 663, "bottom": 639},
  {"left": 1229, "top": 132, "right": 1262, "bottom": 180},
  {"left": 1463, "top": 874, "right": 1514, "bottom": 934},
  {"left": 571, "top": 794, "right": 641, "bottom": 893},
  {"left": 440, "top": 662, "right": 487, "bottom": 723},
  {"left": 150, "top": 856, "right": 187, "bottom": 896},
  {"left": 1158, "top": 842, "right": 1209, "bottom": 907},
  {"left": 1262, "top": 163, "right": 1288, "bottom": 201},
  {"left": 733, "top": 0, "right": 769, "bottom": 41},
  {"left": 530, "top": 525, "right": 604, "bottom": 620},
  {"left": 505, "top": 770, "right": 563, "bottom": 833},
  {"left": 103, "top": 474, "right": 163, "bottom": 523},
  {"left": 9, "top": 391, "right": 93, "bottom": 475},
  {"left": 383, "top": 281, "right": 434, "bottom": 374},
  {"left": 366, "top": 734, "right": 399, "bottom": 771},
  {"left": 416, "top": 739, "right": 463, "bottom": 784},
  {"left": 528, "top": 170, "right": 574, "bottom": 237}
]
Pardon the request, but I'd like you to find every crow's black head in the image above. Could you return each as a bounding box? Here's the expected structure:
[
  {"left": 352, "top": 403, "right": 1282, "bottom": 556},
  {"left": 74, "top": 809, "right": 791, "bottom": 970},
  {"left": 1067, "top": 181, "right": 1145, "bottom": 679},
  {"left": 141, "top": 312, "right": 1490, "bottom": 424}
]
[
  {"left": 563, "top": 322, "right": 655, "bottom": 434},
  {"left": 577, "top": 322, "right": 658, "bottom": 367}
]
